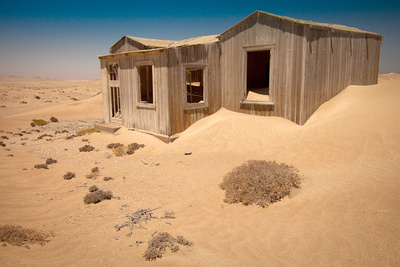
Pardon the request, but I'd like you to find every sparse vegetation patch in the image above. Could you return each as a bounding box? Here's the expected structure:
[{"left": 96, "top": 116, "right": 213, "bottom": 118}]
[
  {"left": 34, "top": 164, "right": 48, "bottom": 169},
  {"left": 76, "top": 128, "right": 100, "bottom": 136},
  {"left": 79, "top": 145, "right": 95, "bottom": 152},
  {"left": 0, "top": 224, "right": 54, "bottom": 248},
  {"left": 219, "top": 160, "right": 301, "bottom": 208},
  {"left": 144, "top": 232, "right": 192, "bottom": 261},
  {"left": 45, "top": 158, "right": 57, "bottom": 165},
  {"left": 32, "top": 119, "right": 48, "bottom": 126},
  {"left": 110, "top": 143, "right": 145, "bottom": 156},
  {"left": 63, "top": 172, "right": 76, "bottom": 180},
  {"left": 84, "top": 189, "right": 113, "bottom": 204}
]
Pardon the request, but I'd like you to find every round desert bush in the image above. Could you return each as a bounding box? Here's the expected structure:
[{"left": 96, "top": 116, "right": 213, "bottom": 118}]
[
  {"left": 79, "top": 145, "right": 95, "bottom": 152},
  {"left": 63, "top": 172, "right": 76, "bottom": 180},
  {"left": 219, "top": 160, "right": 301, "bottom": 208},
  {"left": 84, "top": 190, "right": 113, "bottom": 204}
]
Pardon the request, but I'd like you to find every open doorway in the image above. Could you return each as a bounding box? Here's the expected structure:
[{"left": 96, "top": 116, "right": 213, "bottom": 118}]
[{"left": 246, "top": 50, "right": 270, "bottom": 102}]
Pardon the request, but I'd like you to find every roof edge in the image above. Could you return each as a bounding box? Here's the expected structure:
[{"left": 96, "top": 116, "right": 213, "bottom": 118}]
[{"left": 221, "top": 10, "right": 383, "bottom": 38}]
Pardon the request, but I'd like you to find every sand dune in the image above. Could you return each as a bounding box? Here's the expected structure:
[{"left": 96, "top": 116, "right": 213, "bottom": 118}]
[{"left": 0, "top": 75, "right": 399, "bottom": 266}]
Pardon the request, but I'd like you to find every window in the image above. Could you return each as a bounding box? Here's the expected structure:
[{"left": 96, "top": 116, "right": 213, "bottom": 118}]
[
  {"left": 246, "top": 50, "right": 271, "bottom": 102},
  {"left": 109, "top": 63, "right": 119, "bottom": 81},
  {"left": 110, "top": 86, "right": 121, "bottom": 119},
  {"left": 107, "top": 61, "right": 121, "bottom": 120},
  {"left": 186, "top": 68, "right": 204, "bottom": 104},
  {"left": 138, "top": 65, "right": 153, "bottom": 104}
]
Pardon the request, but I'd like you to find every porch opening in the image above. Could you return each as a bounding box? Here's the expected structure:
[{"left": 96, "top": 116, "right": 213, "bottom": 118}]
[
  {"left": 110, "top": 86, "right": 121, "bottom": 119},
  {"left": 186, "top": 68, "right": 204, "bottom": 103},
  {"left": 246, "top": 50, "right": 270, "bottom": 102},
  {"left": 138, "top": 65, "right": 153, "bottom": 104}
]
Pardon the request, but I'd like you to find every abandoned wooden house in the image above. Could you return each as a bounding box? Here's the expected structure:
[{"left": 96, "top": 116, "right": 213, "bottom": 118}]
[{"left": 98, "top": 10, "right": 383, "bottom": 139}]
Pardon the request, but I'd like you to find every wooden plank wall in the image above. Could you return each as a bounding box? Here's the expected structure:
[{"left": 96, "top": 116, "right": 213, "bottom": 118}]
[
  {"left": 100, "top": 51, "right": 171, "bottom": 135},
  {"left": 220, "top": 14, "right": 305, "bottom": 124},
  {"left": 99, "top": 59, "right": 111, "bottom": 124},
  {"left": 167, "top": 43, "right": 221, "bottom": 135},
  {"left": 301, "top": 29, "right": 382, "bottom": 123},
  {"left": 110, "top": 37, "right": 146, "bottom": 54},
  {"left": 220, "top": 12, "right": 382, "bottom": 125}
]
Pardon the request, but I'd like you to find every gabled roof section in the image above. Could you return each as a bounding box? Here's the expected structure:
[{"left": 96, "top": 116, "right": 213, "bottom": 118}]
[
  {"left": 109, "top": 34, "right": 220, "bottom": 54},
  {"left": 221, "top": 10, "right": 383, "bottom": 38},
  {"left": 125, "top": 36, "right": 174, "bottom": 48}
]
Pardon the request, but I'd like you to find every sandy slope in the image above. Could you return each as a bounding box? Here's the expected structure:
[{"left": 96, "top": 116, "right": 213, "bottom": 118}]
[{"left": 0, "top": 75, "right": 399, "bottom": 266}]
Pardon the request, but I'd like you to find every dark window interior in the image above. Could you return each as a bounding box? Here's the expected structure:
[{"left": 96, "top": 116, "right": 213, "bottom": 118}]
[
  {"left": 138, "top": 65, "right": 153, "bottom": 104},
  {"left": 186, "top": 69, "right": 204, "bottom": 103}
]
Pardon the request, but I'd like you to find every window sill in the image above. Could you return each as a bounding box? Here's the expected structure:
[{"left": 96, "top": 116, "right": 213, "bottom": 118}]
[
  {"left": 184, "top": 104, "right": 209, "bottom": 110},
  {"left": 240, "top": 100, "right": 274, "bottom": 105},
  {"left": 137, "top": 103, "right": 156, "bottom": 109}
]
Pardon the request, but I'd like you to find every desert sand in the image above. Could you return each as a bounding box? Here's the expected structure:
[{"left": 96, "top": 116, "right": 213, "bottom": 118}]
[{"left": 0, "top": 74, "right": 399, "bottom": 266}]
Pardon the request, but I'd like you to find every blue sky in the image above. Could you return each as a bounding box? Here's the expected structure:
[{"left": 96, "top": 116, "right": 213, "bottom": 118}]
[{"left": 0, "top": 0, "right": 399, "bottom": 79}]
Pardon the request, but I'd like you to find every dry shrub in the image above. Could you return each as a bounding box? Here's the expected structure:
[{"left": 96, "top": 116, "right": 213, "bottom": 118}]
[
  {"left": 45, "top": 158, "right": 57, "bottom": 165},
  {"left": 76, "top": 128, "right": 100, "bottom": 136},
  {"left": 126, "top": 143, "right": 145, "bottom": 155},
  {"left": 49, "top": 116, "right": 58, "bottom": 122},
  {"left": 84, "top": 189, "right": 113, "bottom": 204},
  {"left": 107, "top": 143, "right": 123, "bottom": 149},
  {"left": 32, "top": 119, "right": 48, "bottom": 126},
  {"left": 144, "top": 232, "right": 192, "bottom": 261},
  {"left": 219, "top": 160, "right": 301, "bottom": 208},
  {"left": 89, "top": 185, "right": 99, "bottom": 192},
  {"left": 34, "top": 164, "right": 48, "bottom": 169},
  {"left": 0, "top": 225, "right": 54, "bottom": 248},
  {"left": 79, "top": 145, "right": 95, "bottom": 152},
  {"left": 112, "top": 145, "right": 126, "bottom": 157},
  {"left": 111, "top": 143, "right": 145, "bottom": 156},
  {"left": 63, "top": 172, "right": 75, "bottom": 180},
  {"left": 86, "top": 167, "right": 100, "bottom": 179},
  {"left": 103, "top": 176, "right": 113, "bottom": 181}
]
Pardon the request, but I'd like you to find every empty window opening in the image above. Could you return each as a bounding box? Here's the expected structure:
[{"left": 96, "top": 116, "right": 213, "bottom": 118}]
[
  {"left": 109, "top": 63, "right": 119, "bottom": 81},
  {"left": 110, "top": 86, "right": 121, "bottom": 119},
  {"left": 186, "top": 69, "right": 204, "bottom": 103},
  {"left": 138, "top": 65, "right": 153, "bottom": 104},
  {"left": 246, "top": 50, "right": 270, "bottom": 102}
]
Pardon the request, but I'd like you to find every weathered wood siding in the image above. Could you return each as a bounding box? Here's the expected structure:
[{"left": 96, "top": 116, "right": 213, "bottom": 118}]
[
  {"left": 167, "top": 43, "right": 221, "bottom": 135},
  {"left": 220, "top": 12, "right": 382, "bottom": 125},
  {"left": 110, "top": 37, "right": 148, "bottom": 54},
  {"left": 100, "top": 50, "right": 170, "bottom": 135},
  {"left": 220, "top": 13, "right": 305, "bottom": 124},
  {"left": 301, "top": 29, "right": 382, "bottom": 123}
]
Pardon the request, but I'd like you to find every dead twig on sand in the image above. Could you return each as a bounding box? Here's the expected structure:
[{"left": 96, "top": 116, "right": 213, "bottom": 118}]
[{"left": 115, "top": 207, "right": 161, "bottom": 234}]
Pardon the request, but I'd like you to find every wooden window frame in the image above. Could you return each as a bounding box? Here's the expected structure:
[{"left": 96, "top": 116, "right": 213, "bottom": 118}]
[
  {"left": 241, "top": 44, "right": 275, "bottom": 105},
  {"left": 183, "top": 64, "right": 208, "bottom": 109},
  {"left": 136, "top": 61, "right": 155, "bottom": 108},
  {"left": 107, "top": 60, "right": 122, "bottom": 121}
]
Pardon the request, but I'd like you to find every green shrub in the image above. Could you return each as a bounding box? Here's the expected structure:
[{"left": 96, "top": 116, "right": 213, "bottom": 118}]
[
  {"left": 0, "top": 225, "right": 54, "bottom": 248},
  {"left": 219, "top": 160, "right": 301, "bottom": 208}
]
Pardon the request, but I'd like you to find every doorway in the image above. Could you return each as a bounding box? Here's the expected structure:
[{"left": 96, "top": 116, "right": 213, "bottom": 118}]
[{"left": 246, "top": 50, "right": 270, "bottom": 102}]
